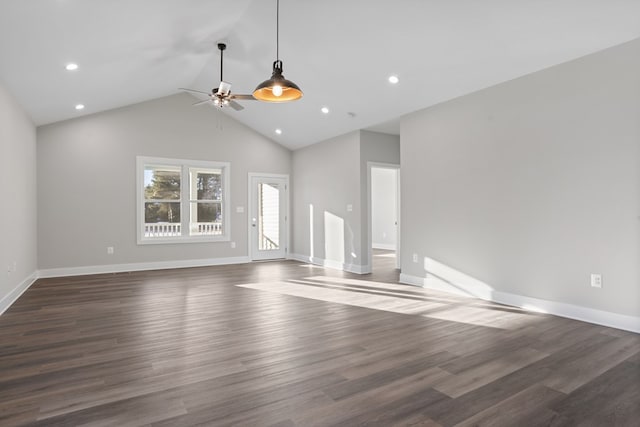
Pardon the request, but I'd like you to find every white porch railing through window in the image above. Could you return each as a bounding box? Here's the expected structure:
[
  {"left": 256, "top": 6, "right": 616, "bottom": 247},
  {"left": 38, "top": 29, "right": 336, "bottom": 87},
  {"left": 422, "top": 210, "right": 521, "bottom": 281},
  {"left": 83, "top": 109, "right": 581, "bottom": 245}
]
[
  {"left": 260, "top": 235, "right": 279, "bottom": 251},
  {"left": 144, "top": 222, "right": 222, "bottom": 237}
]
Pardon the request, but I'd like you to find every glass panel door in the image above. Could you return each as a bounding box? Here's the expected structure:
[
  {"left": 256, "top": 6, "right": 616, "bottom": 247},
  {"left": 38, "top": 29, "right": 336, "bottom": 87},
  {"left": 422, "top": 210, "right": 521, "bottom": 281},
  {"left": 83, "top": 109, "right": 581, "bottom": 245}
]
[{"left": 250, "top": 175, "right": 287, "bottom": 260}]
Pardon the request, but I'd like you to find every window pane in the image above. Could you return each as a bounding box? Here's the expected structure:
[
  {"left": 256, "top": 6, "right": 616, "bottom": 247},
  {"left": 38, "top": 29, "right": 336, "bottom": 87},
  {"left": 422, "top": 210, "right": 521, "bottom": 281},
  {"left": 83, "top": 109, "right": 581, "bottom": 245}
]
[
  {"left": 258, "top": 183, "right": 280, "bottom": 250},
  {"left": 145, "top": 166, "right": 181, "bottom": 200},
  {"left": 144, "top": 202, "right": 181, "bottom": 237},
  {"left": 192, "top": 169, "right": 222, "bottom": 201},
  {"left": 145, "top": 202, "right": 181, "bottom": 223},
  {"left": 190, "top": 202, "right": 222, "bottom": 235}
]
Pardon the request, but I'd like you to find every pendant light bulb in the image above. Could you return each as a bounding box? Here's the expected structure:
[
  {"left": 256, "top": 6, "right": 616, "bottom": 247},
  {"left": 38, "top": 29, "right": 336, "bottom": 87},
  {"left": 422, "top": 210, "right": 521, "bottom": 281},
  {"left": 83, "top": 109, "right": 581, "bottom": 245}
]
[{"left": 253, "top": 0, "right": 303, "bottom": 102}]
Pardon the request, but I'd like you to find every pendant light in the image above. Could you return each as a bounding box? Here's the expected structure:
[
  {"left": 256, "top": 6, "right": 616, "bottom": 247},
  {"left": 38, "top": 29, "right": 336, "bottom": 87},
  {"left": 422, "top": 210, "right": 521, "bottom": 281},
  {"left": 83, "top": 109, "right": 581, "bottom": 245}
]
[{"left": 253, "top": 0, "right": 303, "bottom": 102}]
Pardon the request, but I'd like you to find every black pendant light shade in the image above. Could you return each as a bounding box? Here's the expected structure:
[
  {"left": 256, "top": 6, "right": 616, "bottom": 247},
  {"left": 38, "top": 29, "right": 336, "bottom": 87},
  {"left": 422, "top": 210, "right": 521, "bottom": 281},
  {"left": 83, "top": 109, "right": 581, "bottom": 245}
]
[
  {"left": 253, "top": 0, "right": 303, "bottom": 102},
  {"left": 253, "top": 60, "right": 302, "bottom": 102}
]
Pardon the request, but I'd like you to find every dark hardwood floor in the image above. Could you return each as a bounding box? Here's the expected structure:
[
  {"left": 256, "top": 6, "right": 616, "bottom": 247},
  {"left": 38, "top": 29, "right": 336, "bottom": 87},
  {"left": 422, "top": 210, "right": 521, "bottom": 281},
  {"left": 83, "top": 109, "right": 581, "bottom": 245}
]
[{"left": 0, "top": 254, "right": 638, "bottom": 426}]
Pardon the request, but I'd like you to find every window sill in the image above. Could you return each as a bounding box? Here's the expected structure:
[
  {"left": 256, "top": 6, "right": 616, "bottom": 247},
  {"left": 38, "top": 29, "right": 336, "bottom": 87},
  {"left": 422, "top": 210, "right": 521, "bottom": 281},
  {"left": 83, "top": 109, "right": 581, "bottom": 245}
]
[{"left": 137, "top": 235, "right": 230, "bottom": 245}]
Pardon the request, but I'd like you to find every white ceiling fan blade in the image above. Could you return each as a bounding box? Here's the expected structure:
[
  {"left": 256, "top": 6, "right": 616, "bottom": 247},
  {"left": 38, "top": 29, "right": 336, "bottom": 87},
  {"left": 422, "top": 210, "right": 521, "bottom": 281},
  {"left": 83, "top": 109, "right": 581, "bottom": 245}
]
[
  {"left": 180, "top": 88, "right": 211, "bottom": 96},
  {"left": 231, "top": 94, "right": 256, "bottom": 101},
  {"left": 192, "top": 99, "right": 211, "bottom": 106},
  {"left": 229, "top": 100, "right": 244, "bottom": 111}
]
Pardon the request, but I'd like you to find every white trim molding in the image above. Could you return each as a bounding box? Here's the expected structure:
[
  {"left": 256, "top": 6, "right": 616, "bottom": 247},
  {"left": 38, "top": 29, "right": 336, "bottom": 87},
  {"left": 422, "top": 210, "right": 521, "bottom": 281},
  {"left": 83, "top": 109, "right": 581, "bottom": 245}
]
[
  {"left": 38, "top": 256, "right": 250, "bottom": 279},
  {"left": 0, "top": 272, "right": 38, "bottom": 315},
  {"left": 399, "top": 273, "right": 640, "bottom": 333},
  {"left": 289, "top": 253, "right": 370, "bottom": 275}
]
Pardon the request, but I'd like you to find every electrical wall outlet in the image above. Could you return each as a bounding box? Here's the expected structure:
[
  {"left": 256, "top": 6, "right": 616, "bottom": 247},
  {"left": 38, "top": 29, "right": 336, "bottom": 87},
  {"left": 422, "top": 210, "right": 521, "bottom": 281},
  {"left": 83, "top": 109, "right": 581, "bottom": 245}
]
[
  {"left": 412, "top": 253, "right": 418, "bottom": 263},
  {"left": 590, "top": 273, "right": 602, "bottom": 288},
  {"left": 107, "top": 246, "right": 114, "bottom": 255},
  {"left": 230, "top": 241, "right": 236, "bottom": 249}
]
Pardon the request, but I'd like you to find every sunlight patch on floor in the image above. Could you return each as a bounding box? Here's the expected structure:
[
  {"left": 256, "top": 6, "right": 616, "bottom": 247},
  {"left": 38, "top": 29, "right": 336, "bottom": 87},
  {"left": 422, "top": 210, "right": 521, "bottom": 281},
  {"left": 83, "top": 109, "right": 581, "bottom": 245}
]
[
  {"left": 374, "top": 252, "right": 396, "bottom": 258},
  {"left": 237, "top": 278, "right": 540, "bottom": 330}
]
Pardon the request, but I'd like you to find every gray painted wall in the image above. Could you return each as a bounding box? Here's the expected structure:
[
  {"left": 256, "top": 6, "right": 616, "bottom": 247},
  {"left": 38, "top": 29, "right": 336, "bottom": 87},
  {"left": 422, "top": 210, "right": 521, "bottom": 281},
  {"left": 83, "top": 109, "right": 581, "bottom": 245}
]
[
  {"left": 359, "top": 130, "right": 400, "bottom": 267},
  {"left": 291, "top": 131, "right": 362, "bottom": 268},
  {"left": 401, "top": 39, "right": 640, "bottom": 317},
  {"left": 291, "top": 130, "right": 400, "bottom": 271},
  {"left": 0, "top": 82, "right": 37, "bottom": 306},
  {"left": 37, "top": 93, "right": 291, "bottom": 270}
]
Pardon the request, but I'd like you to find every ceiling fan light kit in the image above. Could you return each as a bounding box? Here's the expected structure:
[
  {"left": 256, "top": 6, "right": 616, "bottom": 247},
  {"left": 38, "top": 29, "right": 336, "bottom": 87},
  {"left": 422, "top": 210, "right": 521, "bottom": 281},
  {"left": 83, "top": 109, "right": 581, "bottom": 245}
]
[
  {"left": 217, "top": 80, "right": 231, "bottom": 96},
  {"left": 252, "top": 0, "right": 303, "bottom": 102}
]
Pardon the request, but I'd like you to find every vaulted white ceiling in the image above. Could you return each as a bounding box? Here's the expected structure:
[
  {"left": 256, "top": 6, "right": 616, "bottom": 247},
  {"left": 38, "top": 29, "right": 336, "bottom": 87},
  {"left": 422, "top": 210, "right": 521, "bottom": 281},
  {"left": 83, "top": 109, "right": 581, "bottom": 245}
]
[{"left": 1, "top": 0, "right": 639, "bottom": 150}]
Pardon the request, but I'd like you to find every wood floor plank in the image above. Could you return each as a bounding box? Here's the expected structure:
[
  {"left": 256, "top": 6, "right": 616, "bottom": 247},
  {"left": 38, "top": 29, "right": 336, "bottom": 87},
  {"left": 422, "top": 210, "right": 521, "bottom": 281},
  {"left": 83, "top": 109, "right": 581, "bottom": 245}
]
[
  {"left": 433, "top": 346, "right": 549, "bottom": 398},
  {"left": 550, "top": 360, "right": 640, "bottom": 426},
  {"left": 0, "top": 252, "right": 637, "bottom": 426},
  {"left": 540, "top": 334, "right": 640, "bottom": 394},
  {"left": 453, "top": 383, "right": 565, "bottom": 427},
  {"left": 627, "top": 350, "right": 640, "bottom": 365},
  {"left": 336, "top": 387, "right": 449, "bottom": 427},
  {"left": 323, "top": 351, "right": 452, "bottom": 401},
  {"left": 292, "top": 368, "right": 452, "bottom": 426}
]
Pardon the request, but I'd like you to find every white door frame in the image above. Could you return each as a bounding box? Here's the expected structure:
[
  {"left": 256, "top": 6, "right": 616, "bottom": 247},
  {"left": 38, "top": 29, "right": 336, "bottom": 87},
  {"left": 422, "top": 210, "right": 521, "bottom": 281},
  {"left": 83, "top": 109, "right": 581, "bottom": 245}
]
[
  {"left": 248, "top": 173, "right": 290, "bottom": 261},
  {"left": 367, "top": 162, "right": 401, "bottom": 271}
]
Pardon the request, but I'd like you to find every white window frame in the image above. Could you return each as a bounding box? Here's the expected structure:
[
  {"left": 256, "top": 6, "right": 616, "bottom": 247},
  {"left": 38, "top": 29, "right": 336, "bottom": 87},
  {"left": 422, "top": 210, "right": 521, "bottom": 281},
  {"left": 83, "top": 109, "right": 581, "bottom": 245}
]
[{"left": 136, "top": 156, "right": 231, "bottom": 245}]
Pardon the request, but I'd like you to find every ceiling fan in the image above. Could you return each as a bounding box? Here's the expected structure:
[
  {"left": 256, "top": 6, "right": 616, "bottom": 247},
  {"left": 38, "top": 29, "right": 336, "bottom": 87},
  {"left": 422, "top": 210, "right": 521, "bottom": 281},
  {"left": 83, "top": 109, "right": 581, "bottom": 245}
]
[{"left": 180, "top": 43, "right": 255, "bottom": 111}]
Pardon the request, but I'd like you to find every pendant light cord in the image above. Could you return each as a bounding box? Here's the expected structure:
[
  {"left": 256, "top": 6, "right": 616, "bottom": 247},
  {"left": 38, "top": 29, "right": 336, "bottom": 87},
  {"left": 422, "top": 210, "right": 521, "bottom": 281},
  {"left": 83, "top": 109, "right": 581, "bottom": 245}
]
[{"left": 276, "top": 0, "right": 280, "bottom": 61}]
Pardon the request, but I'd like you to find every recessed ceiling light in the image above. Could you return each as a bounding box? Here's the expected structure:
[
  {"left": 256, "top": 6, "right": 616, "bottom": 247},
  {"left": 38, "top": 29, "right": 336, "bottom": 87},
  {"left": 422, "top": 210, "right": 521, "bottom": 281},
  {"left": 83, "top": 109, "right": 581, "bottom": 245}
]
[
  {"left": 321, "top": 107, "right": 330, "bottom": 114},
  {"left": 65, "top": 63, "right": 79, "bottom": 71},
  {"left": 275, "top": 129, "right": 282, "bottom": 135},
  {"left": 388, "top": 75, "right": 399, "bottom": 84},
  {"left": 75, "top": 104, "right": 85, "bottom": 110}
]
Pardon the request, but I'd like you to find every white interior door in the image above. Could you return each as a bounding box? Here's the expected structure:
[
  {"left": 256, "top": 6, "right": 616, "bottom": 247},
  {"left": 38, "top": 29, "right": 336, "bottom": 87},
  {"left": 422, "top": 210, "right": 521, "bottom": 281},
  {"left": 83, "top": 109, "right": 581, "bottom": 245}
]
[{"left": 249, "top": 174, "right": 288, "bottom": 260}]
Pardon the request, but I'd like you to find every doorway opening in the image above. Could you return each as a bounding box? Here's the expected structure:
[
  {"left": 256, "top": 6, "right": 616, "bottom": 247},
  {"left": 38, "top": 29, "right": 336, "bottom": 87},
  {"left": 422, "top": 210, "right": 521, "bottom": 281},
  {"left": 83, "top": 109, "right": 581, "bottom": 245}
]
[{"left": 368, "top": 163, "right": 400, "bottom": 277}]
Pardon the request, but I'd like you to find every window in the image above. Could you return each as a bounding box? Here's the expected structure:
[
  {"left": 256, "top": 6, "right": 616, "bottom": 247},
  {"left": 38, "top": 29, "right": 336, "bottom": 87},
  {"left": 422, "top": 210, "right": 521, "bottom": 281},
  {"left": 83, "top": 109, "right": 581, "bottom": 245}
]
[{"left": 137, "top": 157, "right": 230, "bottom": 244}]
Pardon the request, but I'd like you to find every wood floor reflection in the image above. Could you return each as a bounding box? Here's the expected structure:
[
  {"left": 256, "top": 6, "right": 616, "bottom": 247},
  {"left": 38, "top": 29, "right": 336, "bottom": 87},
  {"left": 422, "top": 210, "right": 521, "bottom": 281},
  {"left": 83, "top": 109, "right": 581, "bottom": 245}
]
[{"left": 0, "top": 258, "right": 638, "bottom": 426}]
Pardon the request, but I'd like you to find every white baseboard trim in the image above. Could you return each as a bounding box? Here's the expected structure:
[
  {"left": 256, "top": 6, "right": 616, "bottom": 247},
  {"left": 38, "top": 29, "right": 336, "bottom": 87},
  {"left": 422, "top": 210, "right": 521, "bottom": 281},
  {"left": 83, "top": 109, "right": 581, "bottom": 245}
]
[
  {"left": 38, "top": 256, "right": 251, "bottom": 279},
  {"left": 289, "top": 253, "right": 370, "bottom": 275},
  {"left": 0, "top": 272, "right": 38, "bottom": 315},
  {"left": 399, "top": 273, "right": 477, "bottom": 297},
  {"left": 372, "top": 243, "right": 396, "bottom": 251},
  {"left": 399, "top": 273, "right": 640, "bottom": 333}
]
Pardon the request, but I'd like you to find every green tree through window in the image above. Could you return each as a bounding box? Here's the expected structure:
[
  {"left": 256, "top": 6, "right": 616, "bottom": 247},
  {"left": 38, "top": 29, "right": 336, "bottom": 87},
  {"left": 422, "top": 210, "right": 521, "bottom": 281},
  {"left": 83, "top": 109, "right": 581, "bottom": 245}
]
[{"left": 144, "top": 167, "right": 181, "bottom": 224}]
